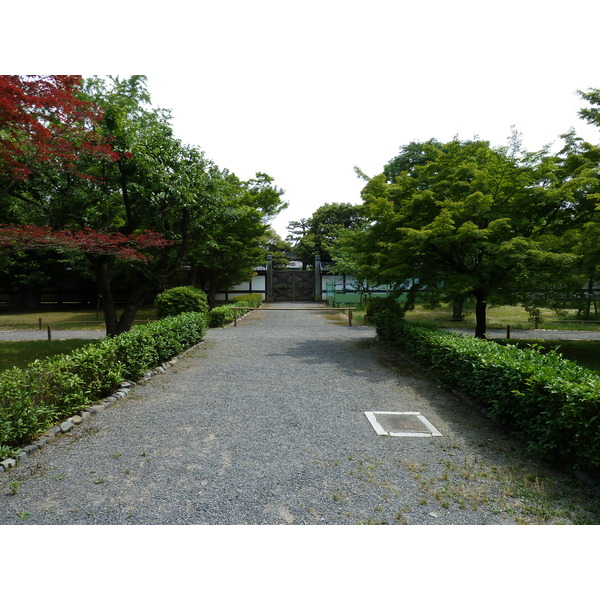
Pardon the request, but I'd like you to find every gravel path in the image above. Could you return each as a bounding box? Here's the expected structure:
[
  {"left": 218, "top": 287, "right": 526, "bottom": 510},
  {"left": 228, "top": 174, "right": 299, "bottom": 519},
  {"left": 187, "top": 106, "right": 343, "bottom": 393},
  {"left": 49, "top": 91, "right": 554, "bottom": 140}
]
[
  {"left": 0, "top": 329, "right": 105, "bottom": 341},
  {"left": 449, "top": 327, "right": 600, "bottom": 341},
  {"left": 1, "top": 303, "right": 599, "bottom": 525}
]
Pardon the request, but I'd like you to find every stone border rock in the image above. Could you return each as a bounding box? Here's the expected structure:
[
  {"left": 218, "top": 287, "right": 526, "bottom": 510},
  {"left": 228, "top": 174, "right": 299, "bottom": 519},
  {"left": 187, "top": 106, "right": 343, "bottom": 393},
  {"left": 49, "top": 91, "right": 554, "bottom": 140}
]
[{"left": 0, "top": 341, "right": 205, "bottom": 474}]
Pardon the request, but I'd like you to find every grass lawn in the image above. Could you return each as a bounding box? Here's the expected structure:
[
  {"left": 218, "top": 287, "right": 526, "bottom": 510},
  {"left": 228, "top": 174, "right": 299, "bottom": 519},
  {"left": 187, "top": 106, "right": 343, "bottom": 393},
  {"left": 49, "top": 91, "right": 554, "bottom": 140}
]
[
  {"left": 0, "top": 339, "right": 102, "bottom": 371},
  {"left": 404, "top": 303, "right": 600, "bottom": 331},
  {"left": 348, "top": 302, "right": 599, "bottom": 331},
  {"left": 0, "top": 305, "right": 157, "bottom": 371},
  {"left": 0, "top": 305, "right": 157, "bottom": 330}
]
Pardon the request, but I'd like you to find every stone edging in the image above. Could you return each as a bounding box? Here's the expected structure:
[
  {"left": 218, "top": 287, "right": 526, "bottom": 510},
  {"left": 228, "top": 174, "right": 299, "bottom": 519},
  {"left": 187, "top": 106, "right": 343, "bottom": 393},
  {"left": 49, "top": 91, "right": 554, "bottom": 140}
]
[{"left": 0, "top": 341, "right": 206, "bottom": 474}]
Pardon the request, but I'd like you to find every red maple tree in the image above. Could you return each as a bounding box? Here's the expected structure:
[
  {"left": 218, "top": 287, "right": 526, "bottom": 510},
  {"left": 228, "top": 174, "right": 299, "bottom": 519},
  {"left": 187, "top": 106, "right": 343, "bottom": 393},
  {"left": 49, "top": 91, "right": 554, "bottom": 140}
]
[
  {"left": 0, "top": 75, "right": 118, "bottom": 196},
  {"left": 0, "top": 225, "right": 175, "bottom": 263}
]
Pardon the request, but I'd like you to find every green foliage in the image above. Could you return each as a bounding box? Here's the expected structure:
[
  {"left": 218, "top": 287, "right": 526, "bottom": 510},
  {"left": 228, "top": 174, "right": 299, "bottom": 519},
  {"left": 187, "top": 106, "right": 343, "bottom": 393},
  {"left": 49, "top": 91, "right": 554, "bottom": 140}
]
[
  {"left": 208, "top": 294, "right": 262, "bottom": 327},
  {"left": 154, "top": 286, "right": 209, "bottom": 319},
  {"left": 262, "top": 227, "right": 293, "bottom": 269},
  {"left": 109, "top": 327, "right": 160, "bottom": 381},
  {"left": 230, "top": 293, "right": 263, "bottom": 307},
  {"left": 189, "top": 172, "right": 287, "bottom": 306},
  {"left": 0, "top": 312, "right": 206, "bottom": 456},
  {"left": 288, "top": 203, "right": 367, "bottom": 269},
  {"left": 208, "top": 305, "right": 235, "bottom": 328},
  {"left": 375, "top": 312, "right": 600, "bottom": 474},
  {"left": 343, "top": 135, "right": 598, "bottom": 338},
  {"left": 368, "top": 297, "right": 406, "bottom": 340},
  {"left": 365, "top": 296, "right": 404, "bottom": 320},
  {"left": 144, "top": 312, "right": 206, "bottom": 364}
]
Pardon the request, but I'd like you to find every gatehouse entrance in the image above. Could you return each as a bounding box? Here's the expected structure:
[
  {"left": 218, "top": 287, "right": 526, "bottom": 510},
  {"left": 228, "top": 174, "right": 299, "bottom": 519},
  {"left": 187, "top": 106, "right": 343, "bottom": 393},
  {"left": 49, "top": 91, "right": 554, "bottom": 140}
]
[
  {"left": 272, "top": 270, "right": 315, "bottom": 302},
  {"left": 265, "top": 254, "right": 323, "bottom": 302}
]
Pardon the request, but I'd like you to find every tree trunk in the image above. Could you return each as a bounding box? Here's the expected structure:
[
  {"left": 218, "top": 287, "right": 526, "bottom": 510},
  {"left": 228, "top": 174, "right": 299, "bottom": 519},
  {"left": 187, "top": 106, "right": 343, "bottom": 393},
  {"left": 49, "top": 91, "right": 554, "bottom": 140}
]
[
  {"left": 206, "top": 277, "right": 219, "bottom": 308},
  {"left": 116, "top": 297, "right": 146, "bottom": 334},
  {"left": 584, "top": 279, "right": 598, "bottom": 320},
  {"left": 22, "top": 285, "right": 41, "bottom": 309},
  {"left": 92, "top": 258, "right": 119, "bottom": 336},
  {"left": 474, "top": 291, "right": 487, "bottom": 339},
  {"left": 402, "top": 283, "right": 418, "bottom": 314},
  {"left": 116, "top": 273, "right": 152, "bottom": 334},
  {"left": 452, "top": 295, "right": 464, "bottom": 321}
]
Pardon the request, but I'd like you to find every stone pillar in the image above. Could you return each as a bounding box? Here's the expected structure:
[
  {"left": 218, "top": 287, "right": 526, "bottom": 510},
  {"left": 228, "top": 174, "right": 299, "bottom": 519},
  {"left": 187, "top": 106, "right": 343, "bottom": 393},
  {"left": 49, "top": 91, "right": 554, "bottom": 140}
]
[
  {"left": 266, "top": 254, "right": 273, "bottom": 302},
  {"left": 314, "top": 254, "right": 322, "bottom": 302}
]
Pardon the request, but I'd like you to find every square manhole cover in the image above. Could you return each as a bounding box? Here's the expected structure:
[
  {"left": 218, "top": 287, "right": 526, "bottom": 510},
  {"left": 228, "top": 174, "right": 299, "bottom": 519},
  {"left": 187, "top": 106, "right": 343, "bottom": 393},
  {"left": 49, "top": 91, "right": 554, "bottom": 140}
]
[{"left": 364, "top": 411, "right": 442, "bottom": 437}]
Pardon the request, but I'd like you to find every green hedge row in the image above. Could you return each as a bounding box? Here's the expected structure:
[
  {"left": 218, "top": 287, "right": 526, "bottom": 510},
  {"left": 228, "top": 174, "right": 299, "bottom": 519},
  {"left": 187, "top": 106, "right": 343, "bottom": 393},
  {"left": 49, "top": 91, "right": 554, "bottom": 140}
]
[
  {"left": 374, "top": 315, "right": 600, "bottom": 474},
  {"left": 208, "top": 294, "right": 263, "bottom": 327},
  {"left": 0, "top": 312, "right": 207, "bottom": 454}
]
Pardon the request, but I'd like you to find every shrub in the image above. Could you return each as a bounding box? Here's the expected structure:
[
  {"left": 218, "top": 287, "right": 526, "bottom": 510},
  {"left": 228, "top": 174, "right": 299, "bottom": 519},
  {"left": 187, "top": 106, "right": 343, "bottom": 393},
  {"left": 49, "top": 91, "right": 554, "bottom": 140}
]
[
  {"left": 110, "top": 326, "right": 160, "bottom": 381},
  {"left": 209, "top": 305, "right": 235, "bottom": 328},
  {"left": 67, "top": 341, "right": 124, "bottom": 397},
  {"left": 154, "top": 286, "right": 209, "bottom": 319},
  {"left": 144, "top": 311, "right": 207, "bottom": 363},
  {"left": 0, "top": 367, "right": 59, "bottom": 447},
  {"left": 375, "top": 312, "right": 600, "bottom": 474},
  {"left": 208, "top": 294, "right": 263, "bottom": 327},
  {"left": 230, "top": 293, "right": 263, "bottom": 308},
  {"left": 366, "top": 295, "right": 404, "bottom": 321}
]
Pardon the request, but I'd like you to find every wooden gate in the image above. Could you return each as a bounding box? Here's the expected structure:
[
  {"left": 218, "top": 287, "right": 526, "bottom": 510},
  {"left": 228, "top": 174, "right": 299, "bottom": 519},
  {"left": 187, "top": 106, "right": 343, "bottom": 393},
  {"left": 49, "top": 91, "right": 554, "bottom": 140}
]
[{"left": 272, "top": 270, "right": 315, "bottom": 301}]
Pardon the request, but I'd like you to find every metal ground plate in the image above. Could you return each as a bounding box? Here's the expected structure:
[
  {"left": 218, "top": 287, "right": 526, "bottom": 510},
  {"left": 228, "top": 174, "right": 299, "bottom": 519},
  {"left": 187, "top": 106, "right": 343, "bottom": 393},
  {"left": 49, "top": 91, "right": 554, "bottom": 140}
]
[{"left": 364, "top": 411, "right": 442, "bottom": 437}]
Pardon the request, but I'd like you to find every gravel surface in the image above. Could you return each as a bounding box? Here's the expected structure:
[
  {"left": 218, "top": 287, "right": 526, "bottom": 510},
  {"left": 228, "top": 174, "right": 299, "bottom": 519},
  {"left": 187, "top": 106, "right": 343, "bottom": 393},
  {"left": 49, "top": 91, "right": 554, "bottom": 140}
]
[
  {"left": 0, "top": 328, "right": 105, "bottom": 341},
  {"left": 1, "top": 303, "right": 599, "bottom": 525}
]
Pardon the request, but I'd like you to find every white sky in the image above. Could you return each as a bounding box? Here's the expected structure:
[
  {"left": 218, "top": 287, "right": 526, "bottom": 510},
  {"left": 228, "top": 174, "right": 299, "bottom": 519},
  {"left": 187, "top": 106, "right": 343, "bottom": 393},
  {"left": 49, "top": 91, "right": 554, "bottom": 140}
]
[{"left": 5, "top": 0, "right": 600, "bottom": 240}]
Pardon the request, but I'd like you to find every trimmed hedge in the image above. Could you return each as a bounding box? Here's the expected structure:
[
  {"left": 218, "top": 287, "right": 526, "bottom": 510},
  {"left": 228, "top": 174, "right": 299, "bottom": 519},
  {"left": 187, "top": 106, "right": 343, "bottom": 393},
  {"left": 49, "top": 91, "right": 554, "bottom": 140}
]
[
  {"left": 208, "top": 294, "right": 263, "bottom": 327},
  {"left": 374, "top": 314, "right": 600, "bottom": 473},
  {"left": 0, "top": 312, "right": 207, "bottom": 454}
]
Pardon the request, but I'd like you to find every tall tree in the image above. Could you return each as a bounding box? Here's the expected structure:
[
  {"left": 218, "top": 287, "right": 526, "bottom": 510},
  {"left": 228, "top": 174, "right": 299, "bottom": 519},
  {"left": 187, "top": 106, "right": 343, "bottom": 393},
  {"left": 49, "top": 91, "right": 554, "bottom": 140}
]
[
  {"left": 573, "top": 89, "right": 600, "bottom": 316},
  {"left": 285, "top": 218, "right": 310, "bottom": 268},
  {"left": 78, "top": 76, "right": 224, "bottom": 333},
  {"left": 187, "top": 171, "right": 286, "bottom": 306},
  {"left": 343, "top": 137, "right": 587, "bottom": 338}
]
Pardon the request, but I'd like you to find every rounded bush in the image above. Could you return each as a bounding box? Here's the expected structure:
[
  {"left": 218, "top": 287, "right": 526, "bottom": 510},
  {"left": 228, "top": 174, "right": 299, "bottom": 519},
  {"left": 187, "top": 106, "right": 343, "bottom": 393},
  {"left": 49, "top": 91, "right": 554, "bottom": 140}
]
[
  {"left": 366, "top": 296, "right": 404, "bottom": 321},
  {"left": 154, "top": 286, "right": 209, "bottom": 319}
]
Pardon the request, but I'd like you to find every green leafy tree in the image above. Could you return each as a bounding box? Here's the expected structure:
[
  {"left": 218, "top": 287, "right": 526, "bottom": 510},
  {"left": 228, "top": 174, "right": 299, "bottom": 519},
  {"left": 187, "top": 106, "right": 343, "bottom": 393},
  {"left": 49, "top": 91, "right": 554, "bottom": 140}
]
[
  {"left": 571, "top": 89, "right": 600, "bottom": 316},
  {"left": 285, "top": 218, "right": 311, "bottom": 269},
  {"left": 343, "top": 137, "right": 589, "bottom": 338},
  {"left": 262, "top": 227, "right": 293, "bottom": 269},
  {"left": 187, "top": 172, "right": 287, "bottom": 306},
  {"left": 287, "top": 203, "right": 367, "bottom": 270},
  {"left": 73, "top": 76, "right": 231, "bottom": 334}
]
